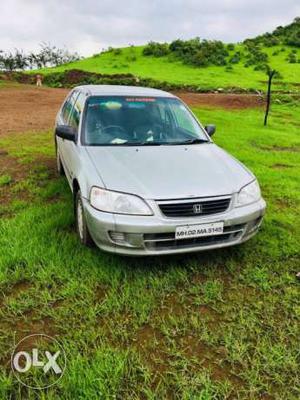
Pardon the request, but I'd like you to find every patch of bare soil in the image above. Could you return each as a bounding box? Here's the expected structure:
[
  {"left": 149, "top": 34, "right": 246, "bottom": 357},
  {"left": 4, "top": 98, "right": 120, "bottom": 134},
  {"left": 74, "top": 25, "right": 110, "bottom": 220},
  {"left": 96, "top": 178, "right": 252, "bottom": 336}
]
[
  {"left": 14, "top": 316, "right": 57, "bottom": 342},
  {"left": 0, "top": 315, "right": 59, "bottom": 369},
  {"left": 134, "top": 324, "right": 171, "bottom": 375},
  {"left": 174, "top": 92, "right": 265, "bottom": 109},
  {"left": 0, "top": 85, "right": 68, "bottom": 136},
  {"left": 274, "top": 198, "right": 295, "bottom": 209},
  {"left": 272, "top": 163, "right": 293, "bottom": 169},
  {"left": 271, "top": 145, "right": 300, "bottom": 152},
  {"left": 94, "top": 284, "right": 109, "bottom": 303},
  {"left": 256, "top": 144, "right": 300, "bottom": 152},
  {"left": 179, "top": 335, "right": 244, "bottom": 388},
  {"left": 158, "top": 292, "right": 222, "bottom": 326},
  {"left": 133, "top": 322, "right": 245, "bottom": 390},
  {"left": 9, "top": 280, "right": 32, "bottom": 298}
]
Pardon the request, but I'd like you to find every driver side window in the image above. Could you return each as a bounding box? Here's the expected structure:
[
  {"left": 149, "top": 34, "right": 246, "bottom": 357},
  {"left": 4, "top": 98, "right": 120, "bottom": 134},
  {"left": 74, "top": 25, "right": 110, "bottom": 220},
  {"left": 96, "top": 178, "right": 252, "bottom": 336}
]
[
  {"left": 69, "top": 92, "right": 86, "bottom": 131},
  {"left": 61, "top": 94, "right": 74, "bottom": 125}
]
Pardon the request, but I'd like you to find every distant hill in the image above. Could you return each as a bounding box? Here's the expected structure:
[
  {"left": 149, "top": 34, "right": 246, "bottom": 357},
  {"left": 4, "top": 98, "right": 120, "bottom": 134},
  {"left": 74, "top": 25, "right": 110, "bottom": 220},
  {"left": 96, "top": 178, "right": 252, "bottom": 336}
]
[
  {"left": 38, "top": 18, "right": 300, "bottom": 92},
  {"left": 245, "top": 17, "right": 300, "bottom": 47}
]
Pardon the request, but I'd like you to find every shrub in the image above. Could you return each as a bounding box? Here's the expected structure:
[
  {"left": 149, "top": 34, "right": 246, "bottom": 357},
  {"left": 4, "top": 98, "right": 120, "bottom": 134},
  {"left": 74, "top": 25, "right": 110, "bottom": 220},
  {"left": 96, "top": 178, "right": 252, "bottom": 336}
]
[
  {"left": 229, "top": 52, "right": 241, "bottom": 64},
  {"left": 168, "top": 38, "right": 228, "bottom": 67},
  {"left": 143, "top": 42, "right": 170, "bottom": 57},
  {"left": 264, "top": 36, "right": 280, "bottom": 46},
  {"left": 286, "top": 32, "right": 300, "bottom": 47},
  {"left": 113, "top": 48, "right": 122, "bottom": 56},
  {"left": 287, "top": 52, "right": 297, "bottom": 63},
  {"left": 227, "top": 43, "right": 235, "bottom": 51},
  {"left": 126, "top": 55, "right": 137, "bottom": 62},
  {"left": 254, "top": 64, "right": 269, "bottom": 72},
  {"left": 244, "top": 45, "right": 268, "bottom": 68}
]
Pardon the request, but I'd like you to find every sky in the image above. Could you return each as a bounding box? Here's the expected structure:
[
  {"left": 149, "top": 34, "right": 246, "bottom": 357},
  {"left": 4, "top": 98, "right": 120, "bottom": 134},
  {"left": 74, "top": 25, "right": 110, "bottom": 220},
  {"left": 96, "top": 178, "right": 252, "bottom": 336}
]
[{"left": 0, "top": 0, "right": 299, "bottom": 56}]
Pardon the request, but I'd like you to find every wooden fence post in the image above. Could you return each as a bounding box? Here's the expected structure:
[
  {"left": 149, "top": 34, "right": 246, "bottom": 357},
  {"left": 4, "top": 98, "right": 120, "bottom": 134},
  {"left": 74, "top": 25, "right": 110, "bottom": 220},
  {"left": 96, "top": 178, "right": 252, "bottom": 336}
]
[{"left": 264, "top": 69, "right": 276, "bottom": 126}]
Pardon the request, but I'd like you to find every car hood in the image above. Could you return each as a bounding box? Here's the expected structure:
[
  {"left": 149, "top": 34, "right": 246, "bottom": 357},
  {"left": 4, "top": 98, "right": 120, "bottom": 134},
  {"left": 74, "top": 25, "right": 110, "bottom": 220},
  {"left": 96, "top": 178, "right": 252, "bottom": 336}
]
[{"left": 85, "top": 143, "right": 253, "bottom": 199}]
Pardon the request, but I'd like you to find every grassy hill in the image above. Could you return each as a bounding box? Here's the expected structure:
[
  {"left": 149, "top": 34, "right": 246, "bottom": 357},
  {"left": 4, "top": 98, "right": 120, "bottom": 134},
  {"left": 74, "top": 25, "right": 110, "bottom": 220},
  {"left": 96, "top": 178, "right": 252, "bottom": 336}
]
[{"left": 38, "top": 18, "right": 300, "bottom": 91}]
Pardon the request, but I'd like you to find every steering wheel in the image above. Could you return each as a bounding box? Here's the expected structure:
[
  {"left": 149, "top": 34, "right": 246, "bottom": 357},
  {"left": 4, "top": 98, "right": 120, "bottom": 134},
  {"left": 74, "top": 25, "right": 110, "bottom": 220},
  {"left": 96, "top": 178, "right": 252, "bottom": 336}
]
[
  {"left": 133, "top": 123, "right": 163, "bottom": 141},
  {"left": 101, "top": 125, "right": 126, "bottom": 135}
]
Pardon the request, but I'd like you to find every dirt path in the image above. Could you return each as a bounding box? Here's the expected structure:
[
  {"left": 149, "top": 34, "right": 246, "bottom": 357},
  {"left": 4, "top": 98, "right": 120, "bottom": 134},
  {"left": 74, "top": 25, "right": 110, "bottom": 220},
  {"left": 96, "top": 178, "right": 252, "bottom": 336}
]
[
  {"left": 0, "top": 85, "right": 69, "bottom": 136},
  {"left": 174, "top": 92, "right": 265, "bottom": 109},
  {"left": 0, "top": 84, "right": 264, "bottom": 136}
]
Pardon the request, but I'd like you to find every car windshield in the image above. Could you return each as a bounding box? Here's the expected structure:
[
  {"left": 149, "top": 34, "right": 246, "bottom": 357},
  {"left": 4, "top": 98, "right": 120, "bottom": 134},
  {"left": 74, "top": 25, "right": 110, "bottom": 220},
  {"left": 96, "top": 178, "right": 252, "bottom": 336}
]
[{"left": 82, "top": 96, "right": 209, "bottom": 146}]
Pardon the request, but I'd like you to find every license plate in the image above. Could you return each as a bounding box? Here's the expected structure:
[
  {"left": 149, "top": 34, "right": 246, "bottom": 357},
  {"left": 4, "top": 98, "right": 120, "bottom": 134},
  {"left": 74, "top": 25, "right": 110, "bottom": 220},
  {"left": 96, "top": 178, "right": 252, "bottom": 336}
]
[{"left": 175, "top": 222, "right": 224, "bottom": 240}]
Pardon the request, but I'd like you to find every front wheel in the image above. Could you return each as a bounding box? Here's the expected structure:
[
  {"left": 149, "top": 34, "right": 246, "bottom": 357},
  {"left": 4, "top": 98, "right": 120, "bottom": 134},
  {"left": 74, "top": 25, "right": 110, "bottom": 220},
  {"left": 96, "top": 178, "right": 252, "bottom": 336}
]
[{"left": 75, "top": 190, "right": 94, "bottom": 247}]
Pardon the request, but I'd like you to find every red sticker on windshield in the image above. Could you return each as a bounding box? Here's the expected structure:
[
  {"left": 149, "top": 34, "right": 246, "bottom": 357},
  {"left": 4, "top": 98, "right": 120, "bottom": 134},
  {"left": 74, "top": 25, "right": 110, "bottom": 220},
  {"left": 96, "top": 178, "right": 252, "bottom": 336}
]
[{"left": 126, "top": 98, "right": 156, "bottom": 102}]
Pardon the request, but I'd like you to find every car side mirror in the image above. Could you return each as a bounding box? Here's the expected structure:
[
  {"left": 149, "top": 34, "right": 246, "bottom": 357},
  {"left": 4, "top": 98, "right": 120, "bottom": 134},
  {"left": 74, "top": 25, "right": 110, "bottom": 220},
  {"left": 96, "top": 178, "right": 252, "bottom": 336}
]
[
  {"left": 205, "top": 124, "right": 216, "bottom": 137},
  {"left": 55, "top": 125, "right": 76, "bottom": 142}
]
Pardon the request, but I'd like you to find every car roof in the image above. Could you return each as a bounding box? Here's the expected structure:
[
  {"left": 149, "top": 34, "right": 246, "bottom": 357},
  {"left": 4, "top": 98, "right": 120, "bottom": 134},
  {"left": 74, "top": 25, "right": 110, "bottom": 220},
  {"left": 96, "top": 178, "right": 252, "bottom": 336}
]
[{"left": 74, "top": 85, "right": 176, "bottom": 98}]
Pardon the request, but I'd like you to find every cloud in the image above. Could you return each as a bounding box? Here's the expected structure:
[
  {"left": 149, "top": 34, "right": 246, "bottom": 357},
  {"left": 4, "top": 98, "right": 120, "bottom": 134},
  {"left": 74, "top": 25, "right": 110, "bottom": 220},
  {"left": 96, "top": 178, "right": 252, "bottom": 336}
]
[{"left": 0, "top": 0, "right": 299, "bottom": 56}]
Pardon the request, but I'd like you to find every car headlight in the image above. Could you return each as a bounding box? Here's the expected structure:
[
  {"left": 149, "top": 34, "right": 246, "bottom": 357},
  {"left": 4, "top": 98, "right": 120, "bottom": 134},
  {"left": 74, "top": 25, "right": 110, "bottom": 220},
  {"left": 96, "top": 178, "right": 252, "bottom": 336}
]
[
  {"left": 236, "top": 180, "right": 261, "bottom": 207},
  {"left": 90, "top": 187, "right": 153, "bottom": 215}
]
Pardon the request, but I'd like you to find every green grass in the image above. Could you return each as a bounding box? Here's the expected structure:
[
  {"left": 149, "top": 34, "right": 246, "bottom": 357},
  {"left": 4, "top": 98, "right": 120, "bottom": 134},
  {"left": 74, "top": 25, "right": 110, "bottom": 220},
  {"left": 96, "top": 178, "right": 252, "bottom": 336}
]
[
  {"left": 0, "top": 80, "right": 21, "bottom": 89},
  {"left": 0, "top": 103, "right": 299, "bottom": 399},
  {"left": 38, "top": 45, "right": 300, "bottom": 91},
  {"left": 0, "top": 175, "right": 12, "bottom": 187}
]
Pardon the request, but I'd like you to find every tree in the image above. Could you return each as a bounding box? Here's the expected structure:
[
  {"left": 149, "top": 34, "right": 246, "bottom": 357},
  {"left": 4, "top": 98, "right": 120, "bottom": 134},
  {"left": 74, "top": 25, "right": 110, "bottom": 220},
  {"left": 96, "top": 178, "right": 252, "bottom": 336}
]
[{"left": 0, "top": 44, "right": 81, "bottom": 71}]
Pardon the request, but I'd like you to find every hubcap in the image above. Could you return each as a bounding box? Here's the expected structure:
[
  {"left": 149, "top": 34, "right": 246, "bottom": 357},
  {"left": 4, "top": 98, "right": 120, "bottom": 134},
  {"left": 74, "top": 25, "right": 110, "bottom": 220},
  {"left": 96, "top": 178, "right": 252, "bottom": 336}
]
[{"left": 77, "top": 198, "right": 84, "bottom": 240}]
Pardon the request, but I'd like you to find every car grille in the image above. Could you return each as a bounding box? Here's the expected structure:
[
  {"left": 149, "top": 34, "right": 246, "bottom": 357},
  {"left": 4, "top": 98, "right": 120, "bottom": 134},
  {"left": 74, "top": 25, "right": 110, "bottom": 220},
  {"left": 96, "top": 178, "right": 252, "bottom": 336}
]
[
  {"left": 144, "top": 223, "right": 245, "bottom": 251},
  {"left": 158, "top": 197, "right": 231, "bottom": 218}
]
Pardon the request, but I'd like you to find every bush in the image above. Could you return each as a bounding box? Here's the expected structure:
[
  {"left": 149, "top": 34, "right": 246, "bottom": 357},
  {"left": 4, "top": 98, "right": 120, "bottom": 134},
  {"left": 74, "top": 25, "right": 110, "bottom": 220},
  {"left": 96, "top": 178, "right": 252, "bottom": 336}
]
[
  {"left": 244, "top": 44, "right": 268, "bottom": 68},
  {"left": 169, "top": 38, "right": 228, "bottom": 67},
  {"left": 143, "top": 42, "right": 170, "bottom": 57},
  {"left": 286, "top": 52, "right": 297, "bottom": 63},
  {"left": 264, "top": 36, "right": 280, "bottom": 46},
  {"left": 113, "top": 48, "right": 122, "bottom": 56},
  {"left": 229, "top": 52, "right": 241, "bottom": 64},
  {"left": 254, "top": 64, "right": 269, "bottom": 72},
  {"left": 286, "top": 32, "right": 300, "bottom": 47},
  {"left": 126, "top": 55, "right": 137, "bottom": 62},
  {"left": 227, "top": 43, "right": 235, "bottom": 51}
]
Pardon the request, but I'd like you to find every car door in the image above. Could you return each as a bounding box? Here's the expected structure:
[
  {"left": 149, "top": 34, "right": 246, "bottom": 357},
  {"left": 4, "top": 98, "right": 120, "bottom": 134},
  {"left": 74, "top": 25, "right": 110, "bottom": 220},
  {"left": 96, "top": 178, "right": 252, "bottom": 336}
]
[
  {"left": 61, "top": 91, "right": 87, "bottom": 186},
  {"left": 56, "top": 91, "right": 78, "bottom": 182}
]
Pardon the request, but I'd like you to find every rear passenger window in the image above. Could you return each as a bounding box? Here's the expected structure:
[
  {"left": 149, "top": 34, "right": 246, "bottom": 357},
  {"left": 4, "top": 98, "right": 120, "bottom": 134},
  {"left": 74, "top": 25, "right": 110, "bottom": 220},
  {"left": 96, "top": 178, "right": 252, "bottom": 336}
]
[{"left": 69, "top": 92, "right": 86, "bottom": 130}]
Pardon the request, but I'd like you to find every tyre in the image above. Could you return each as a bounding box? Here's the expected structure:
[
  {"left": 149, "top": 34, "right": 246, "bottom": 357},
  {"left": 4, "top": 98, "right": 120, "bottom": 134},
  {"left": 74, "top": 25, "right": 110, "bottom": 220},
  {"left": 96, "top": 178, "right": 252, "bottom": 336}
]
[{"left": 75, "top": 190, "right": 94, "bottom": 247}]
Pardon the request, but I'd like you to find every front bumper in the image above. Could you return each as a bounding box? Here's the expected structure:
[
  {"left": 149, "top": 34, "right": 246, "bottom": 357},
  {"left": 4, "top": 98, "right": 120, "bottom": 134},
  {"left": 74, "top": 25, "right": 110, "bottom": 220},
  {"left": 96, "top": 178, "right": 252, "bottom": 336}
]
[{"left": 83, "top": 197, "right": 266, "bottom": 256}]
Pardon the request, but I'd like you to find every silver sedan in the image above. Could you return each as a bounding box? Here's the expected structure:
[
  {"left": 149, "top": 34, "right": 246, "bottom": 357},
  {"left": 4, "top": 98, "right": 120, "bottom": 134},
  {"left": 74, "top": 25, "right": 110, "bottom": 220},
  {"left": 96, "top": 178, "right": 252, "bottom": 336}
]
[{"left": 55, "top": 85, "right": 266, "bottom": 255}]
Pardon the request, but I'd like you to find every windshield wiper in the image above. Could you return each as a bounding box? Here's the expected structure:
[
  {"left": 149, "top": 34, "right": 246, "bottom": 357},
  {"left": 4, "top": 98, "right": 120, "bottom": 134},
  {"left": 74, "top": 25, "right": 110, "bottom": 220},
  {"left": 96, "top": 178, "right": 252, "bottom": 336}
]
[
  {"left": 110, "top": 138, "right": 209, "bottom": 146},
  {"left": 123, "top": 141, "right": 163, "bottom": 146},
  {"left": 168, "top": 138, "right": 209, "bottom": 145}
]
